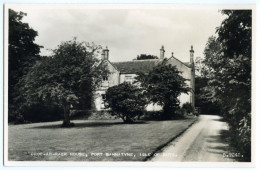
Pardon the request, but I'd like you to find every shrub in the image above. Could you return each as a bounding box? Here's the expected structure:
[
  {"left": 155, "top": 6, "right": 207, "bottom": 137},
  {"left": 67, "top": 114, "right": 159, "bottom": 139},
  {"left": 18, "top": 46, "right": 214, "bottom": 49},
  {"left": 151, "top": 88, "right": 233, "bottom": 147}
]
[
  {"left": 174, "top": 108, "right": 186, "bottom": 119},
  {"left": 9, "top": 111, "right": 26, "bottom": 124},
  {"left": 88, "top": 110, "right": 117, "bottom": 120},
  {"left": 182, "top": 102, "right": 194, "bottom": 114},
  {"left": 227, "top": 112, "right": 251, "bottom": 161},
  {"left": 105, "top": 82, "right": 147, "bottom": 123},
  {"left": 10, "top": 103, "right": 64, "bottom": 124},
  {"left": 141, "top": 111, "right": 164, "bottom": 121},
  {"left": 70, "top": 110, "right": 92, "bottom": 120}
]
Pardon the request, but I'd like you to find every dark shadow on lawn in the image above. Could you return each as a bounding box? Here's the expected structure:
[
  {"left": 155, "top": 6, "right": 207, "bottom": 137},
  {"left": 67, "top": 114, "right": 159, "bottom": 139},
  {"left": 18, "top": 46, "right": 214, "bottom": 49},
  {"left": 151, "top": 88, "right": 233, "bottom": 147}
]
[{"left": 28, "top": 121, "right": 148, "bottom": 129}]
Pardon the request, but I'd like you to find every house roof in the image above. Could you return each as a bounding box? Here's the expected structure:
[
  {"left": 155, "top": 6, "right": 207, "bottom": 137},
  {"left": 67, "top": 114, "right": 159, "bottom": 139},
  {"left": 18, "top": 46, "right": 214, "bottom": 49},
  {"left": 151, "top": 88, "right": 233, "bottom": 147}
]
[
  {"left": 166, "top": 56, "right": 192, "bottom": 68},
  {"left": 111, "top": 59, "right": 162, "bottom": 74},
  {"left": 184, "top": 62, "right": 190, "bottom": 66},
  {"left": 183, "top": 62, "right": 192, "bottom": 68}
]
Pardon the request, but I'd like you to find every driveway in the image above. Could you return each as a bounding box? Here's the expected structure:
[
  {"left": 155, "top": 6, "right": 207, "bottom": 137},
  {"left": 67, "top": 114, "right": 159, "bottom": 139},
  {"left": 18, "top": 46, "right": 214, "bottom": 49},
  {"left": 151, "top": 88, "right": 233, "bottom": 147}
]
[{"left": 150, "top": 115, "right": 237, "bottom": 162}]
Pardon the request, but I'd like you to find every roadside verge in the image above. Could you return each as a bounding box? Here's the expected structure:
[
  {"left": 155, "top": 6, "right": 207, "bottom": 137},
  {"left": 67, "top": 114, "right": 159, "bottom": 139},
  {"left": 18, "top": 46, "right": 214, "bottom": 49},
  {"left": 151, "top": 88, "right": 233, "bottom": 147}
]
[{"left": 144, "top": 116, "right": 198, "bottom": 161}]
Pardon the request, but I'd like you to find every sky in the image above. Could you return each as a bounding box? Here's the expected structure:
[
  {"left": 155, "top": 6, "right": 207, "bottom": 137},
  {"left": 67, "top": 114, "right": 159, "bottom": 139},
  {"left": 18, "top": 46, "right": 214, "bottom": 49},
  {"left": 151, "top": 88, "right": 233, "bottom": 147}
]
[{"left": 9, "top": 4, "right": 226, "bottom": 62}]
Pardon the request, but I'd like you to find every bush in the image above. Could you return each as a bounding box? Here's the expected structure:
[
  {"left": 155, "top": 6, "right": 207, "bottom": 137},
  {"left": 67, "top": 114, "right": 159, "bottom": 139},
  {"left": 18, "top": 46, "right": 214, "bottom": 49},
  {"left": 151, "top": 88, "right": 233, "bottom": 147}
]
[
  {"left": 227, "top": 112, "right": 251, "bottom": 161},
  {"left": 182, "top": 102, "right": 194, "bottom": 114},
  {"left": 70, "top": 110, "right": 92, "bottom": 120},
  {"left": 237, "top": 116, "right": 251, "bottom": 161},
  {"left": 88, "top": 110, "right": 117, "bottom": 120},
  {"left": 105, "top": 82, "right": 147, "bottom": 123},
  {"left": 9, "top": 111, "right": 26, "bottom": 124},
  {"left": 9, "top": 103, "right": 64, "bottom": 124},
  {"left": 141, "top": 111, "right": 164, "bottom": 120},
  {"left": 174, "top": 108, "right": 186, "bottom": 119}
]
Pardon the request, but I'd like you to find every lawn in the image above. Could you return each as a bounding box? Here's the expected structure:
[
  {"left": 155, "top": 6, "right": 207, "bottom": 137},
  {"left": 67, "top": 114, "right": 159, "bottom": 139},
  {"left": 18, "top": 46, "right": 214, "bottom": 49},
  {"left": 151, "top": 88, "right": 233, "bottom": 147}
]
[{"left": 8, "top": 118, "right": 197, "bottom": 161}]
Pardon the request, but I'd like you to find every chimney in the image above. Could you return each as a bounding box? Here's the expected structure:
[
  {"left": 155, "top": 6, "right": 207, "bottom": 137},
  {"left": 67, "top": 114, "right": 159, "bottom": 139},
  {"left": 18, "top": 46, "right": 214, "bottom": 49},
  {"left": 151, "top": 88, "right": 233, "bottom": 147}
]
[
  {"left": 103, "top": 46, "right": 109, "bottom": 60},
  {"left": 160, "top": 45, "right": 165, "bottom": 59},
  {"left": 101, "top": 50, "right": 105, "bottom": 60},
  {"left": 190, "top": 45, "right": 194, "bottom": 64}
]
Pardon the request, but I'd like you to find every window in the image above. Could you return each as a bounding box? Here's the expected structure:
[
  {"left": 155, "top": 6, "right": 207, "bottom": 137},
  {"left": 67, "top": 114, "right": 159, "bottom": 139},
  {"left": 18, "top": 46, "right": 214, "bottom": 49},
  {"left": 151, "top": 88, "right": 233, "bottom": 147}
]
[
  {"left": 101, "top": 76, "right": 109, "bottom": 87},
  {"left": 103, "top": 76, "right": 108, "bottom": 81},
  {"left": 125, "top": 75, "right": 132, "bottom": 79},
  {"left": 125, "top": 75, "right": 133, "bottom": 84},
  {"left": 101, "top": 94, "right": 106, "bottom": 100},
  {"left": 101, "top": 94, "right": 106, "bottom": 109}
]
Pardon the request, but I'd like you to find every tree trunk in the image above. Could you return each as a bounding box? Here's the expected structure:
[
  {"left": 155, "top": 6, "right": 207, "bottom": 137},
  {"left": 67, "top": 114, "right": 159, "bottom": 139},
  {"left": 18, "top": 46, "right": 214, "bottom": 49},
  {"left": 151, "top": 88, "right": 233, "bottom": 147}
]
[
  {"left": 163, "top": 104, "right": 173, "bottom": 120},
  {"left": 124, "top": 116, "right": 134, "bottom": 123},
  {"left": 62, "top": 104, "right": 73, "bottom": 127}
]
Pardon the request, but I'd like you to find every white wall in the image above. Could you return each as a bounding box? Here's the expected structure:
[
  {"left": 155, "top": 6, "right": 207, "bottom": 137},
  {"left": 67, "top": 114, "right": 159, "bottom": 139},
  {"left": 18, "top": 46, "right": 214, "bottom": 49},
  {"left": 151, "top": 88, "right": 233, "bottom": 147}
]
[
  {"left": 166, "top": 57, "right": 192, "bottom": 79},
  {"left": 146, "top": 103, "right": 162, "bottom": 111},
  {"left": 179, "top": 92, "right": 191, "bottom": 106},
  {"left": 94, "top": 91, "right": 106, "bottom": 111}
]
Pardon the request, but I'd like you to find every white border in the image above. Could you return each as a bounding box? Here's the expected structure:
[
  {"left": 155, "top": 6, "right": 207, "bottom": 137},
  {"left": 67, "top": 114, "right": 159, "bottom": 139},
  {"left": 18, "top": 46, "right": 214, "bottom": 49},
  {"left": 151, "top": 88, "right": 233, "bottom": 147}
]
[{"left": 3, "top": 3, "right": 257, "bottom": 168}]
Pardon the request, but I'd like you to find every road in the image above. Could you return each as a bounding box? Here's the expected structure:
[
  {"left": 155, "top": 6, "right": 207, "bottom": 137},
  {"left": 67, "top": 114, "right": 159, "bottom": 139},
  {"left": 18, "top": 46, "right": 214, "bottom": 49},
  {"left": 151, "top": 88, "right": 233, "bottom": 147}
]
[{"left": 150, "top": 115, "right": 237, "bottom": 162}]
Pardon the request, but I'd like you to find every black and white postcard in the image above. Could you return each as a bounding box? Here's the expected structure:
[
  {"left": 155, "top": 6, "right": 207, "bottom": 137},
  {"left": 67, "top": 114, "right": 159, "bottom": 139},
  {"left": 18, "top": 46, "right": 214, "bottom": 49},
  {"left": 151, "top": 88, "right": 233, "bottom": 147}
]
[{"left": 3, "top": 3, "right": 256, "bottom": 167}]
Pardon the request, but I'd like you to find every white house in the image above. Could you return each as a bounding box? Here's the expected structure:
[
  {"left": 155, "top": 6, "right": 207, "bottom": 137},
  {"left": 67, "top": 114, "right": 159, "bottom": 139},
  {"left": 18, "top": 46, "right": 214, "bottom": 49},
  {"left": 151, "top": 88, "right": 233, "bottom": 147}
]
[{"left": 94, "top": 46, "right": 195, "bottom": 111}]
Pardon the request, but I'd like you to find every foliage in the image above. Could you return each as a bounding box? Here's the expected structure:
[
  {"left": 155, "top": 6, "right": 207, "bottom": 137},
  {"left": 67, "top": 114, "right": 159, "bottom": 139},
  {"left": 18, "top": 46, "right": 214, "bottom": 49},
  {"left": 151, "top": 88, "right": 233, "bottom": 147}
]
[
  {"left": 197, "top": 10, "right": 252, "bottom": 160},
  {"left": 195, "top": 56, "right": 221, "bottom": 115},
  {"left": 174, "top": 108, "right": 186, "bottom": 119},
  {"left": 195, "top": 79, "right": 221, "bottom": 115},
  {"left": 8, "top": 9, "right": 42, "bottom": 122},
  {"left": 182, "top": 102, "right": 194, "bottom": 114},
  {"left": 105, "top": 82, "right": 147, "bottom": 123},
  {"left": 141, "top": 111, "right": 164, "bottom": 121},
  {"left": 22, "top": 103, "right": 63, "bottom": 123},
  {"left": 20, "top": 38, "right": 107, "bottom": 127},
  {"left": 70, "top": 110, "right": 92, "bottom": 120},
  {"left": 136, "top": 63, "right": 190, "bottom": 119},
  {"left": 136, "top": 54, "right": 158, "bottom": 60}
]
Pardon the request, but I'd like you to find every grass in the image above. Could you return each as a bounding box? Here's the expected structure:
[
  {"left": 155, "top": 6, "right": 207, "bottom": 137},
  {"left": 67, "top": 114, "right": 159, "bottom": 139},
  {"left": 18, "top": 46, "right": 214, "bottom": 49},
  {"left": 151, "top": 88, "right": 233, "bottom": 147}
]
[{"left": 8, "top": 118, "right": 197, "bottom": 161}]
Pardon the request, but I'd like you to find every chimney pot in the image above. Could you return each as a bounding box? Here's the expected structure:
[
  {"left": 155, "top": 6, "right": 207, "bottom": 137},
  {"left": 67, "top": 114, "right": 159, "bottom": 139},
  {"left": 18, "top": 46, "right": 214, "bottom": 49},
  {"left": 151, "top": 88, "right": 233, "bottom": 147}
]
[
  {"left": 103, "top": 46, "right": 109, "bottom": 60},
  {"left": 160, "top": 45, "right": 165, "bottom": 59},
  {"left": 190, "top": 45, "right": 194, "bottom": 64}
]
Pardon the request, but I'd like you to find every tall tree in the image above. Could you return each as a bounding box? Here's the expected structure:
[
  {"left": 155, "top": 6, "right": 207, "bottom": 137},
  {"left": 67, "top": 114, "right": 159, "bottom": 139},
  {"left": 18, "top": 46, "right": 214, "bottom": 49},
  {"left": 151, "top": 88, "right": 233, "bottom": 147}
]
[
  {"left": 198, "top": 10, "right": 252, "bottom": 160},
  {"left": 136, "top": 64, "right": 190, "bottom": 119},
  {"left": 20, "top": 38, "right": 107, "bottom": 127},
  {"left": 8, "top": 9, "right": 42, "bottom": 121},
  {"left": 194, "top": 56, "right": 221, "bottom": 115},
  {"left": 217, "top": 10, "right": 251, "bottom": 160}
]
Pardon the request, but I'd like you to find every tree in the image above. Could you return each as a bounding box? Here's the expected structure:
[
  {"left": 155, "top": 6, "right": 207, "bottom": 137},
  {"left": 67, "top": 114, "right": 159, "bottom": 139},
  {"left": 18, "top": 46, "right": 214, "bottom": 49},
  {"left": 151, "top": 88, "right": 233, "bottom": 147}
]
[
  {"left": 136, "top": 54, "right": 158, "bottom": 60},
  {"left": 198, "top": 10, "right": 252, "bottom": 160},
  {"left": 20, "top": 38, "right": 106, "bottom": 127},
  {"left": 105, "top": 82, "right": 147, "bottom": 123},
  {"left": 203, "top": 11, "right": 251, "bottom": 123},
  {"left": 217, "top": 10, "right": 251, "bottom": 160},
  {"left": 8, "top": 9, "right": 42, "bottom": 121},
  {"left": 216, "top": 10, "right": 251, "bottom": 119},
  {"left": 194, "top": 39, "right": 222, "bottom": 115},
  {"left": 136, "top": 63, "right": 190, "bottom": 119}
]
